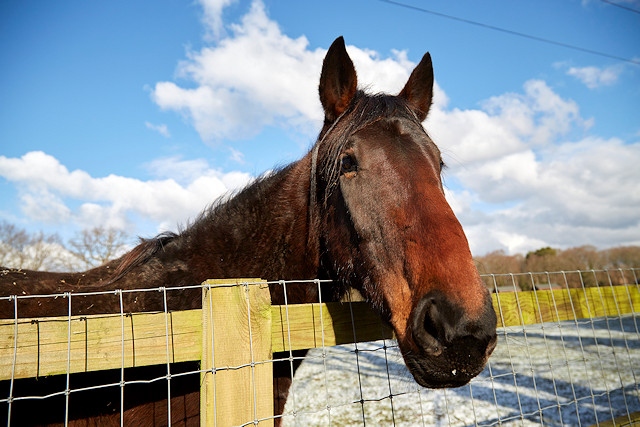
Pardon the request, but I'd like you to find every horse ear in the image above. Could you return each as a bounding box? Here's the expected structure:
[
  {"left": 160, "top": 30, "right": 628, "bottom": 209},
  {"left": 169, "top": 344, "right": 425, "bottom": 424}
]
[
  {"left": 398, "top": 52, "right": 434, "bottom": 122},
  {"left": 319, "top": 36, "right": 358, "bottom": 122}
]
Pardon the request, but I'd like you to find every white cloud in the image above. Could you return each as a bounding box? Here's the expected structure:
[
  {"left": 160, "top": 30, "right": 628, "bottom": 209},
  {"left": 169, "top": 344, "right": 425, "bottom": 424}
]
[
  {"left": 566, "top": 65, "right": 622, "bottom": 89},
  {"left": 3, "top": 0, "right": 638, "bottom": 259},
  {"left": 152, "top": 1, "right": 323, "bottom": 142},
  {"left": 228, "top": 147, "right": 245, "bottom": 164},
  {"left": 152, "top": 0, "right": 423, "bottom": 143},
  {"left": 0, "top": 151, "right": 252, "bottom": 234},
  {"left": 200, "top": 0, "right": 237, "bottom": 41},
  {"left": 145, "top": 121, "right": 171, "bottom": 138},
  {"left": 430, "top": 75, "right": 640, "bottom": 255},
  {"left": 483, "top": 80, "right": 589, "bottom": 145},
  {"left": 448, "top": 134, "right": 640, "bottom": 255},
  {"left": 144, "top": 156, "right": 210, "bottom": 184},
  {"left": 20, "top": 190, "right": 72, "bottom": 223},
  {"left": 428, "top": 79, "right": 589, "bottom": 171}
]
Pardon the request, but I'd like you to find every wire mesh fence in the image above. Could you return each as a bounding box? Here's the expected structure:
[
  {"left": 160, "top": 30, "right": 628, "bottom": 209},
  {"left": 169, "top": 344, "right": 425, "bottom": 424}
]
[
  {"left": 1, "top": 269, "right": 639, "bottom": 426},
  {"left": 282, "top": 269, "right": 640, "bottom": 426},
  {"left": 284, "top": 310, "right": 639, "bottom": 426}
]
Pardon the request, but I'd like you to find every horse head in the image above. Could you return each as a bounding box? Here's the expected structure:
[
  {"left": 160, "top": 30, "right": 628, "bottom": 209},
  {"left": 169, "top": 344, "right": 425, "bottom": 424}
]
[{"left": 314, "top": 37, "right": 497, "bottom": 388}]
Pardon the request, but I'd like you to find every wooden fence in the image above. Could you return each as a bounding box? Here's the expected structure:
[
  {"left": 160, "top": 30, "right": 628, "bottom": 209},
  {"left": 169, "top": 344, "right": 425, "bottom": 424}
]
[{"left": 1, "top": 275, "right": 639, "bottom": 426}]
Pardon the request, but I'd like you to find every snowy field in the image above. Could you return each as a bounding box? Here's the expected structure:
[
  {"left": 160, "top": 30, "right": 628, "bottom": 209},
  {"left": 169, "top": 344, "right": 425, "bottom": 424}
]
[{"left": 282, "top": 315, "right": 640, "bottom": 426}]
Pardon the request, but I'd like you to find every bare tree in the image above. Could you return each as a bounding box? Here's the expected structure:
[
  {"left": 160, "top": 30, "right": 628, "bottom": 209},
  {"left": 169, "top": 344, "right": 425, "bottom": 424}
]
[
  {"left": 0, "top": 221, "right": 64, "bottom": 270},
  {"left": 475, "top": 250, "right": 527, "bottom": 290},
  {"left": 601, "top": 246, "right": 640, "bottom": 269},
  {"left": 557, "top": 245, "right": 599, "bottom": 270},
  {"left": 67, "top": 226, "right": 130, "bottom": 270}
]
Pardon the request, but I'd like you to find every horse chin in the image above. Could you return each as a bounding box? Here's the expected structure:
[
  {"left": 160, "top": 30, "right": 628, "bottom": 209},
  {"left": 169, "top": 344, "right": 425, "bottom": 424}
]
[
  {"left": 400, "top": 339, "right": 494, "bottom": 389},
  {"left": 403, "top": 356, "right": 483, "bottom": 389}
]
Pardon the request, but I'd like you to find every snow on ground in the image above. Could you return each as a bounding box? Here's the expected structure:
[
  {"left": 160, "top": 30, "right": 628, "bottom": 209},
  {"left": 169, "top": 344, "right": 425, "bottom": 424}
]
[{"left": 282, "top": 315, "right": 640, "bottom": 426}]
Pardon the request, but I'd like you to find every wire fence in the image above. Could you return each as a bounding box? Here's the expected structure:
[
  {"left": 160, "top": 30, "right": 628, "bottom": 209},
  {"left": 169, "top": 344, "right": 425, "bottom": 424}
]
[
  {"left": 1, "top": 269, "right": 639, "bottom": 426},
  {"left": 284, "top": 269, "right": 640, "bottom": 426}
]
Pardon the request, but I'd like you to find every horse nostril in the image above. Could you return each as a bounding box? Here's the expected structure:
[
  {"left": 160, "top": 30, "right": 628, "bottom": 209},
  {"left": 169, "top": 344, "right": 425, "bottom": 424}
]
[
  {"left": 412, "top": 293, "right": 453, "bottom": 356},
  {"left": 412, "top": 291, "right": 495, "bottom": 358},
  {"left": 422, "top": 298, "right": 440, "bottom": 338}
]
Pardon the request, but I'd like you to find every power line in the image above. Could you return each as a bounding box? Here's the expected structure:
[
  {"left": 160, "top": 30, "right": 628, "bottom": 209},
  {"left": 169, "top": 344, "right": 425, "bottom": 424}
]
[
  {"left": 599, "top": 0, "right": 640, "bottom": 15},
  {"left": 378, "top": 0, "right": 640, "bottom": 66}
]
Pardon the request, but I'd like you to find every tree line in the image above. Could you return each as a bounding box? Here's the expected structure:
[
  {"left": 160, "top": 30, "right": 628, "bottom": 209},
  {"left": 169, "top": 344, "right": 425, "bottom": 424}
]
[{"left": 474, "top": 245, "right": 640, "bottom": 290}]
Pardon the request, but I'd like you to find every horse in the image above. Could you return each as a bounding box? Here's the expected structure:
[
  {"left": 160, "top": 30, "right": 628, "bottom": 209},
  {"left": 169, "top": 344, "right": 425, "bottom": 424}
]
[{"left": 0, "top": 36, "right": 497, "bottom": 426}]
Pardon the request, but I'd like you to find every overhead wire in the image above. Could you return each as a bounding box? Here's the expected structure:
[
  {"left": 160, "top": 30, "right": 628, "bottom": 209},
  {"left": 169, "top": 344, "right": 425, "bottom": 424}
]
[
  {"left": 378, "top": 0, "right": 640, "bottom": 66},
  {"left": 599, "top": 0, "right": 640, "bottom": 15}
]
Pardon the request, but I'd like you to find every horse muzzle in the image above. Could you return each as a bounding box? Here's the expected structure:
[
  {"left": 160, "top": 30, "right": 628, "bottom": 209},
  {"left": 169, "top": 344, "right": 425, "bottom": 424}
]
[{"left": 402, "top": 290, "right": 498, "bottom": 388}]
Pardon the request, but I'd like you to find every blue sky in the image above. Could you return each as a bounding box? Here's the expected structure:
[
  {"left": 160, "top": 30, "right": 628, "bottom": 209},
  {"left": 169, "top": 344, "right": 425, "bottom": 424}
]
[{"left": 1, "top": 0, "right": 639, "bottom": 256}]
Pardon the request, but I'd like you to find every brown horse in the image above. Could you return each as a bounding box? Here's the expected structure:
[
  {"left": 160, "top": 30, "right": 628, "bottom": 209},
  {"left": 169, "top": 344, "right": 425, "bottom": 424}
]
[{"left": 0, "top": 37, "right": 497, "bottom": 425}]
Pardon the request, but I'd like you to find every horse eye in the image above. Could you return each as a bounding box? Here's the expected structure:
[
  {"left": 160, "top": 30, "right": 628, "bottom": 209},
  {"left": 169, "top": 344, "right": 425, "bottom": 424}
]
[
  {"left": 440, "top": 159, "right": 446, "bottom": 171},
  {"left": 340, "top": 154, "right": 358, "bottom": 176}
]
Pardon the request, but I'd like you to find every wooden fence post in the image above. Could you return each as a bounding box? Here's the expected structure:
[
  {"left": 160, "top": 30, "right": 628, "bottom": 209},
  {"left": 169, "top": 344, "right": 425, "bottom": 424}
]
[{"left": 200, "top": 279, "right": 273, "bottom": 427}]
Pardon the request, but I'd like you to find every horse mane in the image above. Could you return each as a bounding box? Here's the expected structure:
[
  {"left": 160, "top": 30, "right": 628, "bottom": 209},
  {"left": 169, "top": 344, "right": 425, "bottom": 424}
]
[
  {"left": 108, "top": 167, "right": 294, "bottom": 286},
  {"left": 109, "top": 232, "right": 178, "bottom": 284}
]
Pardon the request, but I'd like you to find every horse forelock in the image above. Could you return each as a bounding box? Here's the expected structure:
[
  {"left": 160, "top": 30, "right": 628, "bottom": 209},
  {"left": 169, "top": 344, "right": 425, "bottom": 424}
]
[{"left": 316, "top": 91, "right": 422, "bottom": 204}]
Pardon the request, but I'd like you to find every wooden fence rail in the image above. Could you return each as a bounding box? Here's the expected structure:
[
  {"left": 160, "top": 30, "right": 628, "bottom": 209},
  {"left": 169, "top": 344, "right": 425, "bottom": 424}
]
[{"left": 1, "top": 279, "right": 639, "bottom": 426}]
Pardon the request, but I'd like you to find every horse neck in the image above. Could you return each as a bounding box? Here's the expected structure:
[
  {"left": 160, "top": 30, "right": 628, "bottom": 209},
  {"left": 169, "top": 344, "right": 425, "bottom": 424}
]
[
  {"left": 184, "top": 156, "right": 319, "bottom": 282},
  {"left": 1, "top": 156, "right": 319, "bottom": 317},
  {"left": 0, "top": 260, "right": 137, "bottom": 317}
]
